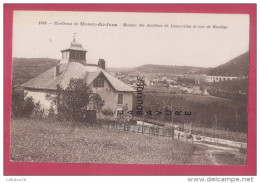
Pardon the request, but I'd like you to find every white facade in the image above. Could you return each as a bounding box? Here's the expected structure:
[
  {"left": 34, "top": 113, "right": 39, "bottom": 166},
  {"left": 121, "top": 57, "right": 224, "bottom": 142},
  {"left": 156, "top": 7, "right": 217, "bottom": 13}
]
[
  {"left": 25, "top": 90, "right": 56, "bottom": 114},
  {"left": 25, "top": 79, "right": 133, "bottom": 118},
  {"left": 91, "top": 79, "right": 133, "bottom": 115}
]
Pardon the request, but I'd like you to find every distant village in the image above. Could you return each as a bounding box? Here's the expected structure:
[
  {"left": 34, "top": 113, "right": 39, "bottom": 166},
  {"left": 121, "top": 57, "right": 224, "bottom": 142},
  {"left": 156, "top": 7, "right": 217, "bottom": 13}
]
[
  {"left": 111, "top": 70, "right": 247, "bottom": 96},
  {"left": 112, "top": 71, "right": 209, "bottom": 95}
]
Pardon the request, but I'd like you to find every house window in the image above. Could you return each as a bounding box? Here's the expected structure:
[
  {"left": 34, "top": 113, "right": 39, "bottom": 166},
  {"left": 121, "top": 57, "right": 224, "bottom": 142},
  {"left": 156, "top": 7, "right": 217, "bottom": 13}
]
[
  {"left": 93, "top": 78, "right": 104, "bottom": 87},
  {"left": 70, "top": 51, "right": 75, "bottom": 59},
  {"left": 118, "top": 94, "right": 123, "bottom": 104},
  {"left": 75, "top": 52, "right": 82, "bottom": 60},
  {"left": 80, "top": 52, "right": 85, "bottom": 60}
]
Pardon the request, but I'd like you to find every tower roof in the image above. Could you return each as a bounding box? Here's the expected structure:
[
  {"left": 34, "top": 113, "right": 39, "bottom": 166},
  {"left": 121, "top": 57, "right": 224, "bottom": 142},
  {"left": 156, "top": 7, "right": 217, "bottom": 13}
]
[{"left": 61, "top": 34, "right": 87, "bottom": 52}]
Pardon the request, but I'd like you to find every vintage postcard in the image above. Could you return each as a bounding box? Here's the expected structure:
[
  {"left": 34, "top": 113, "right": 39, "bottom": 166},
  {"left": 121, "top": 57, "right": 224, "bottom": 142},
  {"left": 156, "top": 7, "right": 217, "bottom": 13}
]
[{"left": 4, "top": 4, "right": 256, "bottom": 175}]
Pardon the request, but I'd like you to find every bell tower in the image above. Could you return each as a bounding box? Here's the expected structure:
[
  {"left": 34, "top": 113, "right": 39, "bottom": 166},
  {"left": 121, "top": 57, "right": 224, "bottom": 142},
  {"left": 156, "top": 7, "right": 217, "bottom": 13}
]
[{"left": 60, "top": 33, "right": 87, "bottom": 65}]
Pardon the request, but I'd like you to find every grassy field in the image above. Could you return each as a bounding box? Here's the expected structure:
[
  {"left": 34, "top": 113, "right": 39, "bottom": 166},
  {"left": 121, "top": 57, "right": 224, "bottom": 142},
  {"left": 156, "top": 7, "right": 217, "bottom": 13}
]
[
  {"left": 11, "top": 118, "right": 212, "bottom": 164},
  {"left": 144, "top": 86, "right": 231, "bottom": 105},
  {"left": 11, "top": 118, "right": 247, "bottom": 165}
]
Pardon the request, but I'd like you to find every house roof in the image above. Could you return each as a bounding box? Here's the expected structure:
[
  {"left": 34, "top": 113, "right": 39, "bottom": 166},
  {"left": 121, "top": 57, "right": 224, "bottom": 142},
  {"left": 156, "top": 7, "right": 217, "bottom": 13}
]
[{"left": 21, "top": 62, "right": 135, "bottom": 92}]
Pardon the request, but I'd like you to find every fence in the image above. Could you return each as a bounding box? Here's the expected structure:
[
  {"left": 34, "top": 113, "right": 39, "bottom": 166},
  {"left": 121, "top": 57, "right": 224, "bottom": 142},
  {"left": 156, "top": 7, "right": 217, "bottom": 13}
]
[
  {"left": 105, "top": 121, "right": 175, "bottom": 139},
  {"left": 103, "top": 121, "right": 247, "bottom": 148}
]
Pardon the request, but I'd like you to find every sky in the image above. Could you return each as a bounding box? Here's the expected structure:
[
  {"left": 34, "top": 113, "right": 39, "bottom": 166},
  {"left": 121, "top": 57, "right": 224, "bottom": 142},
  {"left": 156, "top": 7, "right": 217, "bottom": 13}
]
[{"left": 13, "top": 11, "right": 250, "bottom": 68}]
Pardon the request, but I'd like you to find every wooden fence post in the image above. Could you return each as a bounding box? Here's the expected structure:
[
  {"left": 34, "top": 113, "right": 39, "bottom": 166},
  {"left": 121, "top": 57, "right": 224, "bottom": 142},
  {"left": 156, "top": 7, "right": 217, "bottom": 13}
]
[
  {"left": 142, "top": 122, "right": 144, "bottom": 134},
  {"left": 152, "top": 121, "right": 154, "bottom": 136},
  {"left": 172, "top": 127, "right": 174, "bottom": 140}
]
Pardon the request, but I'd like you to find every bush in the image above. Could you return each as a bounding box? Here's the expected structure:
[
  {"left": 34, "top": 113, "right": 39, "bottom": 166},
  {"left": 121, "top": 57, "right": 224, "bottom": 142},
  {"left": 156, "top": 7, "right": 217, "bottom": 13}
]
[
  {"left": 170, "top": 91, "right": 177, "bottom": 94},
  {"left": 48, "top": 106, "right": 56, "bottom": 119},
  {"left": 33, "top": 101, "right": 45, "bottom": 118},
  {"left": 101, "top": 108, "right": 115, "bottom": 121},
  {"left": 11, "top": 87, "right": 35, "bottom": 118}
]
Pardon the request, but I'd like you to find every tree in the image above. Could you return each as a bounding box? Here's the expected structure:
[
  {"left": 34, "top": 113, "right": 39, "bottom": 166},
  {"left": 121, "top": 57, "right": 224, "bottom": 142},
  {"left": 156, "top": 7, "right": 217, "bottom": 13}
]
[
  {"left": 11, "top": 86, "right": 35, "bottom": 118},
  {"left": 51, "top": 78, "right": 104, "bottom": 122}
]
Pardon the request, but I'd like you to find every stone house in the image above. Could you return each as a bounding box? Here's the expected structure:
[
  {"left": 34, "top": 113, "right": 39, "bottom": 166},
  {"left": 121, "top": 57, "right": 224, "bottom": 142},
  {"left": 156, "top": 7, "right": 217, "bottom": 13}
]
[{"left": 21, "top": 36, "right": 135, "bottom": 119}]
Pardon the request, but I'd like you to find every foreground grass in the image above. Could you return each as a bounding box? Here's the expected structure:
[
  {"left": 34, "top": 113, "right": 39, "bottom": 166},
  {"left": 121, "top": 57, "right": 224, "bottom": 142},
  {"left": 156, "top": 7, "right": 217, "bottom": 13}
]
[
  {"left": 213, "top": 151, "right": 247, "bottom": 165},
  {"left": 11, "top": 118, "right": 207, "bottom": 164}
]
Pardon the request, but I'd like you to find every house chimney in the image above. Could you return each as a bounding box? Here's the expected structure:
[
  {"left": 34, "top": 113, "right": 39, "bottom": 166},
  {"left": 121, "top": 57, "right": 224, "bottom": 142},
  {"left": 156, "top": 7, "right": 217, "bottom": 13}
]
[
  {"left": 56, "top": 64, "right": 60, "bottom": 77},
  {"left": 98, "top": 59, "right": 106, "bottom": 70}
]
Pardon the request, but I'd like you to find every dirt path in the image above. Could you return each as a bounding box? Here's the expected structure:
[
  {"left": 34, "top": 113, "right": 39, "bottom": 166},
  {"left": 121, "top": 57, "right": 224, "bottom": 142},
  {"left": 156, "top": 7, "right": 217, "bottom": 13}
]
[
  {"left": 191, "top": 142, "right": 238, "bottom": 165},
  {"left": 173, "top": 130, "right": 244, "bottom": 165},
  {"left": 194, "top": 142, "right": 238, "bottom": 151}
]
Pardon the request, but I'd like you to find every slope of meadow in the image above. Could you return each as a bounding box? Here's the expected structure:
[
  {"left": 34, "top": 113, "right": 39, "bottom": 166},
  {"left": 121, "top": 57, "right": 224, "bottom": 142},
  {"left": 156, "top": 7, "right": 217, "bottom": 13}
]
[{"left": 11, "top": 118, "right": 211, "bottom": 165}]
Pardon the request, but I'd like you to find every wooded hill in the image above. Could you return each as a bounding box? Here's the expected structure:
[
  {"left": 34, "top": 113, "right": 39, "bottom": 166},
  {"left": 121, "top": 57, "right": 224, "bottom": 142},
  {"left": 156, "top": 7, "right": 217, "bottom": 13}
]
[
  {"left": 207, "top": 52, "right": 249, "bottom": 77},
  {"left": 12, "top": 58, "right": 60, "bottom": 86},
  {"left": 109, "top": 64, "right": 209, "bottom": 74}
]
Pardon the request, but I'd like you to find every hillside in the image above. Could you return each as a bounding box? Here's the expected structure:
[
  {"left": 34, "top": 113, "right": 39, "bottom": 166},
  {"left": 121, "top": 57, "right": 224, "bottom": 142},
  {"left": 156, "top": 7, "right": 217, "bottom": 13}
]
[
  {"left": 136, "top": 64, "right": 209, "bottom": 74},
  {"left": 11, "top": 118, "right": 201, "bottom": 164},
  {"left": 11, "top": 118, "right": 246, "bottom": 165},
  {"left": 12, "top": 58, "right": 60, "bottom": 86},
  {"left": 207, "top": 52, "right": 249, "bottom": 77},
  {"left": 108, "top": 64, "right": 209, "bottom": 74},
  {"left": 12, "top": 58, "right": 210, "bottom": 87}
]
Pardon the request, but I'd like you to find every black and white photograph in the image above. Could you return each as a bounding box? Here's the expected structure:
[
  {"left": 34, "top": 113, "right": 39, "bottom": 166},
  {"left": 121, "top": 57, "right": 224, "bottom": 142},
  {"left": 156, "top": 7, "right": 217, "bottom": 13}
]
[{"left": 11, "top": 11, "right": 249, "bottom": 165}]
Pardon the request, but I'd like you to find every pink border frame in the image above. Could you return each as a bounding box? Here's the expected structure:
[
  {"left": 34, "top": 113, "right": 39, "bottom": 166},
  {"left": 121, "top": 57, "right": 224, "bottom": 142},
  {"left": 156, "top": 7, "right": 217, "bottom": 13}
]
[{"left": 4, "top": 4, "right": 256, "bottom": 175}]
